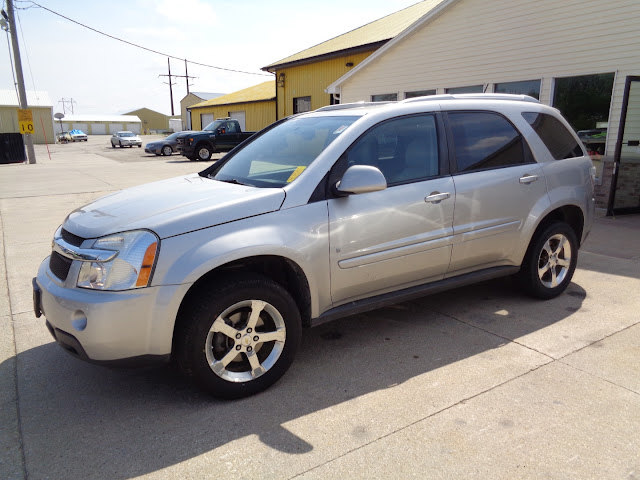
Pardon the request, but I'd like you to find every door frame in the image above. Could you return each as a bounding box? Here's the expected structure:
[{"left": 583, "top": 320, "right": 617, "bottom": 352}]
[{"left": 607, "top": 75, "right": 640, "bottom": 215}]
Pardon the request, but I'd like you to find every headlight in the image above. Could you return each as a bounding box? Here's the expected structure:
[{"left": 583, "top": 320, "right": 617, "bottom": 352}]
[{"left": 77, "top": 230, "right": 159, "bottom": 290}]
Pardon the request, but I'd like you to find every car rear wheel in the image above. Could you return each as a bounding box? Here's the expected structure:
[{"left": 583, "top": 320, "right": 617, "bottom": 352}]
[
  {"left": 162, "top": 145, "right": 172, "bottom": 156},
  {"left": 119, "top": 141, "right": 122, "bottom": 148},
  {"left": 111, "top": 143, "right": 115, "bottom": 148},
  {"left": 518, "top": 222, "right": 578, "bottom": 299},
  {"left": 175, "top": 274, "right": 302, "bottom": 399}
]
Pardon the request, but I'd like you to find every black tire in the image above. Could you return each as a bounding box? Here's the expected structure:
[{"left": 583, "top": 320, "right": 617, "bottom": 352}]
[
  {"left": 119, "top": 141, "right": 122, "bottom": 148},
  {"left": 162, "top": 145, "right": 172, "bottom": 156},
  {"left": 518, "top": 222, "right": 578, "bottom": 299},
  {"left": 111, "top": 143, "right": 115, "bottom": 149},
  {"left": 138, "top": 144, "right": 141, "bottom": 148},
  {"left": 196, "top": 144, "right": 212, "bottom": 161},
  {"left": 175, "top": 274, "right": 302, "bottom": 399}
]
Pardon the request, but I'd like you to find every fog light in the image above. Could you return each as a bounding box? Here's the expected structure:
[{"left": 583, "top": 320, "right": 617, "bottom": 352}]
[{"left": 72, "top": 311, "right": 87, "bottom": 331}]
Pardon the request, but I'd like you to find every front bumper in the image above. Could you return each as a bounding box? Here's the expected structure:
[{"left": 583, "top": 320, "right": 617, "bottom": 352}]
[{"left": 35, "top": 257, "right": 191, "bottom": 363}]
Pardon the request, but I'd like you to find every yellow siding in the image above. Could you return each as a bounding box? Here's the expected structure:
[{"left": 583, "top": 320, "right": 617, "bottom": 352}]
[
  {"left": 190, "top": 100, "right": 275, "bottom": 131},
  {"left": 125, "top": 108, "right": 169, "bottom": 133},
  {"left": 275, "top": 50, "right": 374, "bottom": 119},
  {"left": 0, "top": 106, "right": 54, "bottom": 145},
  {"left": 339, "top": 0, "right": 640, "bottom": 155}
]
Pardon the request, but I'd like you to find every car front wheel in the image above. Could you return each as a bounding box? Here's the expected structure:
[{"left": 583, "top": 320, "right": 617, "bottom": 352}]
[
  {"left": 196, "top": 145, "right": 212, "bottom": 161},
  {"left": 519, "top": 222, "right": 578, "bottom": 299},
  {"left": 175, "top": 274, "right": 302, "bottom": 399},
  {"left": 162, "top": 145, "right": 172, "bottom": 156}
]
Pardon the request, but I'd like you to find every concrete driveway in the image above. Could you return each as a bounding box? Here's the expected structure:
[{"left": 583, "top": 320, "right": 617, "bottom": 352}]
[{"left": 1, "top": 140, "right": 639, "bottom": 479}]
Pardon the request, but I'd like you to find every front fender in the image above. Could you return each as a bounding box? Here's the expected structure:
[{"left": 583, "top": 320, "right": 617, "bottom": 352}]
[{"left": 152, "top": 202, "right": 331, "bottom": 318}]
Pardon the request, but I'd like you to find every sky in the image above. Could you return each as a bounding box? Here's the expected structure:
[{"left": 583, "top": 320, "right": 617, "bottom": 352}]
[{"left": 1, "top": 0, "right": 419, "bottom": 116}]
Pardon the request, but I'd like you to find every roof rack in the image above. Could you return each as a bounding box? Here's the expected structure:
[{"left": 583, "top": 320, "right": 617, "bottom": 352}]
[
  {"left": 401, "top": 93, "right": 541, "bottom": 104},
  {"left": 315, "top": 101, "right": 392, "bottom": 112}
]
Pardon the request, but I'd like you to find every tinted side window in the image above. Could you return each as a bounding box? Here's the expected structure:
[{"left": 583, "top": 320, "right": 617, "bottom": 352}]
[
  {"left": 345, "top": 115, "right": 439, "bottom": 185},
  {"left": 448, "top": 112, "right": 528, "bottom": 172},
  {"left": 522, "top": 112, "right": 584, "bottom": 159}
]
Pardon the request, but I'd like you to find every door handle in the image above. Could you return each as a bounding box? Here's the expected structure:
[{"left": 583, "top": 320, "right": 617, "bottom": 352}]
[
  {"left": 425, "top": 192, "right": 451, "bottom": 204},
  {"left": 519, "top": 174, "right": 539, "bottom": 184}
]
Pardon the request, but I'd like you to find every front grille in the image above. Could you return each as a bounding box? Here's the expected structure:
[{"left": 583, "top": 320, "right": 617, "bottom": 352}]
[
  {"left": 61, "top": 228, "right": 84, "bottom": 247},
  {"left": 50, "top": 251, "right": 73, "bottom": 281}
]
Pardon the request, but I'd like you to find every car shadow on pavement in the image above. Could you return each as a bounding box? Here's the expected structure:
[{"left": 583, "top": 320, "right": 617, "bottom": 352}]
[{"left": 4, "top": 278, "right": 586, "bottom": 479}]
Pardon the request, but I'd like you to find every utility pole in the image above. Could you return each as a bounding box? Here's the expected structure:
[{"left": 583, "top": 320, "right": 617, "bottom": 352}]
[
  {"left": 159, "top": 57, "right": 196, "bottom": 115},
  {"left": 58, "top": 98, "right": 77, "bottom": 115},
  {"left": 184, "top": 59, "right": 196, "bottom": 95},
  {"left": 4, "top": 0, "right": 36, "bottom": 164}
]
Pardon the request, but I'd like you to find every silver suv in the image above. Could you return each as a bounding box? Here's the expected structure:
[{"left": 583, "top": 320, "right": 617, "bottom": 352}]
[{"left": 33, "top": 94, "right": 595, "bottom": 398}]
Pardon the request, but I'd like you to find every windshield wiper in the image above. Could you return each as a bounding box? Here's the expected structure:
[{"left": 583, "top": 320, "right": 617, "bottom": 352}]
[{"left": 216, "top": 178, "right": 247, "bottom": 186}]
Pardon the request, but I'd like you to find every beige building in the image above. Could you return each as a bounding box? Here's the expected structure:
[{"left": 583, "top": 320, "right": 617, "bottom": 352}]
[
  {"left": 124, "top": 108, "right": 171, "bottom": 134},
  {"left": 327, "top": 0, "right": 640, "bottom": 214},
  {"left": 180, "top": 92, "right": 224, "bottom": 130},
  {"left": 0, "top": 90, "right": 54, "bottom": 145}
]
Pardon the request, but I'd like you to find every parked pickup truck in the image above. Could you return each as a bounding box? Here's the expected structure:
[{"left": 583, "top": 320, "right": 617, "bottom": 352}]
[{"left": 176, "top": 118, "right": 255, "bottom": 161}]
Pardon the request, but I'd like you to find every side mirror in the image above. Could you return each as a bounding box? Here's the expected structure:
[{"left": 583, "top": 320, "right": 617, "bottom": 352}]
[{"left": 335, "top": 165, "right": 387, "bottom": 196}]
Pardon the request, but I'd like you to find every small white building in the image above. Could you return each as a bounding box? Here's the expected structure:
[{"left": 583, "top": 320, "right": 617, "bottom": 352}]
[
  {"left": 327, "top": 0, "right": 640, "bottom": 214},
  {"left": 54, "top": 114, "right": 142, "bottom": 135}
]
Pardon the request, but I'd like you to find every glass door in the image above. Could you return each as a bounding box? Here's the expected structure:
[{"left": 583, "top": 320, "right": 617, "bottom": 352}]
[{"left": 609, "top": 77, "right": 640, "bottom": 215}]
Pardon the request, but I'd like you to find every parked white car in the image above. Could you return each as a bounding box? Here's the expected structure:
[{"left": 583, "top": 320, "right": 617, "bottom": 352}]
[{"left": 111, "top": 131, "right": 142, "bottom": 148}]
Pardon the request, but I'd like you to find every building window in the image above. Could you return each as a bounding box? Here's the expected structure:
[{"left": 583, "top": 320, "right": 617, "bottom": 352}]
[
  {"left": 293, "top": 96, "right": 311, "bottom": 114},
  {"left": 404, "top": 89, "right": 436, "bottom": 99},
  {"left": 446, "top": 85, "right": 483, "bottom": 94},
  {"left": 371, "top": 93, "right": 398, "bottom": 102},
  {"left": 552, "top": 73, "right": 614, "bottom": 133},
  {"left": 495, "top": 79, "right": 541, "bottom": 99}
]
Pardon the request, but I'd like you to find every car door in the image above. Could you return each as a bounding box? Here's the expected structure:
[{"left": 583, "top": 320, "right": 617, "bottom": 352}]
[
  {"left": 216, "top": 121, "right": 238, "bottom": 150},
  {"left": 444, "top": 110, "right": 549, "bottom": 275},
  {"left": 327, "top": 114, "right": 455, "bottom": 305}
]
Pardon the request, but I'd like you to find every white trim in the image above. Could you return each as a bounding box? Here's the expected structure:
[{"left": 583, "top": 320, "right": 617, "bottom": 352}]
[{"left": 325, "top": 0, "right": 460, "bottom": 94}]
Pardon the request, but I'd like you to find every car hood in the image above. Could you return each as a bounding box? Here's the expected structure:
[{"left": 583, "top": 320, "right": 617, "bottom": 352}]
[{"left": 63, "top": 174, "right": 286, "bottom": 239}]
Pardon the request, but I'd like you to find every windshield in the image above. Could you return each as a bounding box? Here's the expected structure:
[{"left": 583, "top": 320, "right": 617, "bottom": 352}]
[
  {"left": 212, "top": 115, "right": 358, "bottom": 188},
  {"left": 203, "top": 120, "right": 225, "bottom": 132},
  {"left": 119, "top": 132, "right": 135, "bottom": 137}
]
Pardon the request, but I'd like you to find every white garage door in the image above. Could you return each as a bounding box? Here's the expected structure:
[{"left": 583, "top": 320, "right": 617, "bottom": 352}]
[
  {"left": 201, "top": 114, "right": 214, "bottom": 129},
  {"left": 72, "top": 123, "right": 88, "bottom": 132},
  {"left": 126, "top": 123, "right": 141, "bottom": 134},
  {"left": 109, "top": 124, "right": 123, "bottom": 134},
  {"left": 91, "top": 123, "right": 106, "bottom": 135},
  {"left": 229, "top": 111, "right": 246, "bottom": 131}
]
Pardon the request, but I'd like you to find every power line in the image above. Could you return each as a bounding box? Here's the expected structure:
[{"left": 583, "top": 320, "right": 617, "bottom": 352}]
[{"left": 21, "top": 0, "right": 272, "bottom": 77}]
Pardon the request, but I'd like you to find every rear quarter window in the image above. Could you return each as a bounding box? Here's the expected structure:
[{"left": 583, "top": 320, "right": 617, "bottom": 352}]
[{"left": 522, "top": 112, "right": 584, "bottom": 160}]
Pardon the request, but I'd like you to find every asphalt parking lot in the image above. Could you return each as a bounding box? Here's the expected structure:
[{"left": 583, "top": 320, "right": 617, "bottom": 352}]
[{"left": 1, "top": 138, "right": 639, "bottom": 479}]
